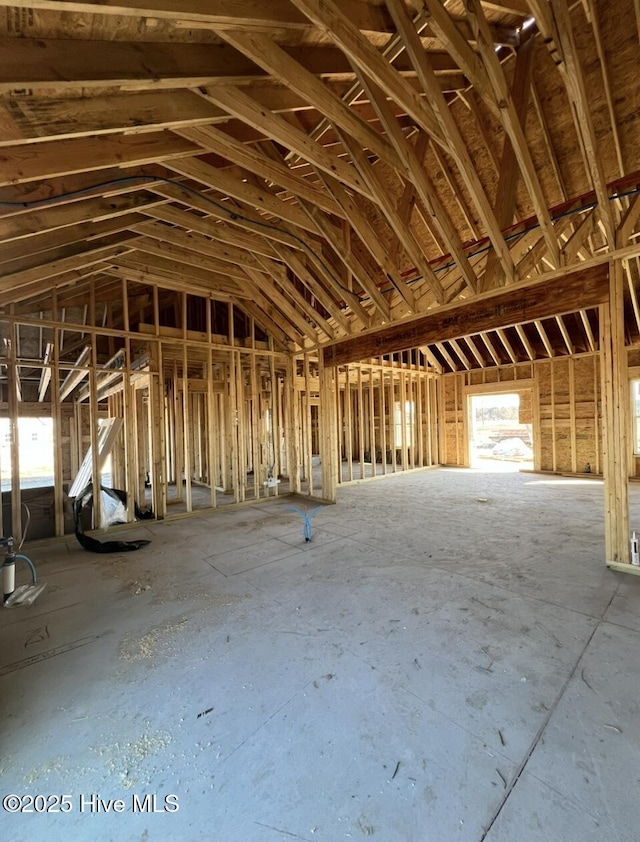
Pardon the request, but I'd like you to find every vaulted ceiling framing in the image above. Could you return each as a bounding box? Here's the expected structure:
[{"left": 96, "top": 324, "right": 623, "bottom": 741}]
[{"left": 1, "top": 0, "right": 640, "bottom": 362}]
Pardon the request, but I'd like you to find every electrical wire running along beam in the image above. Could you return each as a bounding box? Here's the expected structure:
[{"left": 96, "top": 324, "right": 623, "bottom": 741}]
[
  {"left": 322, "top": 262, "right": 609, "bottom": 367},
  {"left": 1, "top": 170, "right": 639, "bottom": 305},
  {"left": 0, "top": 175, "right": 359, "bottom": 300}
]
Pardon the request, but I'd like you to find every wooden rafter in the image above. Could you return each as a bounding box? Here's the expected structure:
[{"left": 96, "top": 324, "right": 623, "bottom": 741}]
[
  {"left": 464, "top": 335, "right": 486, "bottom": 367},
  {"left": 132, "top": 220, "right": 264, "bottom": 271},
  {"left": 618, "top": 195, "right": 640, "bottom": 246},
  {"left": 0, "top": 192, "right": 164, "bottom": 244},
  {"left": 0, "top": 0, "right": 398, "bottom": 32},
  {"left": 0, "top": 237, "right": 137, "bottom": 299},
  {"left": 0, "top": 215, "right": 143, "bottom": 266},
  {"left": 530, "top": 79, "right": 567, "bottom": 202},
  {"left": 102, "top": 265, "right": 240, "bottom": 305},
  {"left": 298, "top": 199, "right": 391, "bottom": 322},
  {"left": 435, "top": 341, "right": 459, "bottom": 371},
  {"left": 462, "top": 0, "right": 560, "bottom": 268},
  {"left": 556, "top": 315, "right": 574, "bottom": 354},
  {"left": 215, "top": 30, "right": 399, "bottom": 168},
  {"left": 165, "top": 157, "right": 318, "bottom": 235},
  {"left": 514, "top": 323, "right": 535, "bottom": 360},
  {"left": 253, "top": 256, "right": 335, "bottom": 342},
  {"left": 585, "top": 0, "right": 624, "bottom": 177},
  {"left": 429, "top": 141, "right": 481, "bottom": 241},
  {"left": 354, "top": 66, "right": 478, "bottom": 294},
  {"left": 481, "top": 35, "right": 535, "bottom": 291},
  {"left": 311, "top": 168, "right": 417, "bottom": 312},
  {"left": 0, "top": 132, "right": 199, "bottom": 187},
  {"left": 580, "top": 309, "right": 597, "bottom": 352},
  {"left": 495, "top": 328, "right": 518, "bottom": 363},
  {"left": 131, "top": 236, "right": 259, "bottom": 284},
  {"left": 146, "top": 181, "right": 308, "bottom": 251},
  {"left": 174, "top": 126, "right": 342, "bottom": 217},
  {"left": 268, "top": 242, "right": 352, "bottom": 334},
  {"left": 479, "top": 332, "right": 502, "bottom": 366},
  {"left": 421, "top": 0, "right": 501, "bottom": 120},
  {"left": 139, "top": 202, "right": 277, "bottom": 259},
  {"left": 449, "top": 338, "right": 471, "bottom": 370},
  {"left": 289, "top": 0, "right": 445, "bottom": 144},
  {"left": 542, "top": 0, "right": 617, "bottom": 245},
  {"left": 385, "top": 0, "right": 515, "bottom": 284},
  {"left": 110, "top": 253, "right": 248, "bottom": 297},
  {"left": 196, "top": 86, "right": 372, "bottom": 199},
  {"left": 533, "top": 319, "right": 554, "bottom": 358},
  {"left": 337, "top": 129, "right": 445, "bottom": 304},
  {"left": 244, "top": 265, "right": 319, "bottom": 345},
  {"left": 562, "top": 209, "right": 597, "bottom": 264}
]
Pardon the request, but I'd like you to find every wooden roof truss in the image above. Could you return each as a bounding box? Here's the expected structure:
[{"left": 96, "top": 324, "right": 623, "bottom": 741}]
[{"left": 1, "top": 0, "right": 639, "bottom": 360}]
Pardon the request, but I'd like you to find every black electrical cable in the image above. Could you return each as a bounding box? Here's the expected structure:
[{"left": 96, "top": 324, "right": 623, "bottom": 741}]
[
  {"left": 0, "top": 174, "right": 358, "bottom": 296},
  {"left": 2, "top": 174, "right": 640, "bottom": 298}
]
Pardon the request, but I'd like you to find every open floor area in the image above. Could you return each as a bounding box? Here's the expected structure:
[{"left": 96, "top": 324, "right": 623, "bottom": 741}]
[{"left": 2, "top": 468, "right": 640, "bottom": 842}]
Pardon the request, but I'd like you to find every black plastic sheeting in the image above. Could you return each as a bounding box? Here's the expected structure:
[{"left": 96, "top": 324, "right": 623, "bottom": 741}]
[{"left": 73, "top": 484, "right": 153, "bottom": 553}]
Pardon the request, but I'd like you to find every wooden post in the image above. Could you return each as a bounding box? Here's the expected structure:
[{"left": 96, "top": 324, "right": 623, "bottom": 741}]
[
  {"left": 135, "top": 388, "right": 147, "bottom": 506},
  {"left": 335, "top": 365, "right": 343, "bottom": 485},
  {"left": 380, "top": 365, "right": 388, "bottom": 475},
  {"left": 88, "top": 282, "right": 101, "bottom": 528},
  {"left": 250, "top": 350, "right": 260, "bottom": 499},
  {"left": 8, "top": 320, "right": 21, "bottom": 542},
  {"left": 400, "top": 369, "right": 408, "bottom": 471},
  {"left": 155, "top": 341, "right": 167, "bottom": 519},
  {"left": 284, "top": 354, "right": 300, "bottom": 494},
  {"left": 236, "top": 351, "right": 246, "bottom": 503},
  {"left": 357, "top": 365, "right": 365, "bottom": 479},
  {"left": 550, "top": 362, "right": 557, "bottom": 472},
  {"left": 368, "top": 365, "right": 376, "bottom": 477},
  {"left": 436, "top": 377, "right": 445, "bottom": 465},
  {"left": 229, "top": 312, "right": 240, "bottom": 502},
  {"left": 182, "top": 342, "right": 192, "bottom": 513},
  {"left": 319, "top": 352, "right": 338, "bottom": 502},
  {"left": 221, "top": 370, "right": 232, "bottom": 493},
  {"left": 51, "top": 326, "right": 64, "bottom": 536},
  {"left": 417, "top": 371, "right": 424, "bottom": 468},
  {"left": 594, "top": 357, "right": 600, "bottom": 476},
  {"left": 173, "top": 360, "right": 183, "bottom": 501},
  {"left": 453, "top": 373, "right": 461, "bottom": 467},
  {"left": 121, "top": 278, "right": 136, "bottom": 522},
  {"left": 390, "top": 366, "right": 398, "bottom": 473},
  {"left": 461, "top": 378, "right": 470, "bottom": 469},
  {"left": 304, "top": 354, "right": 313, "bottom": 494},
  {"left": 425, "top": 374, "right": 433, "bottom": 466},
  {"left": 533, "top": 367, "right": 542, "bottom": 473},
  {"left": 345, "top": 365, "right": 353, "bottom": 481},
  {"left": 569, "top": 356, "right": 577, "bottom": 473},
  {"left": 270, "top": 342, "right": 281, "bottom": 495},
  {"left": 601, "top": 260, "right": 631, "bottom": 568},
  {"left": 207, "top": 344, "right": 218, "bottom": 509}
]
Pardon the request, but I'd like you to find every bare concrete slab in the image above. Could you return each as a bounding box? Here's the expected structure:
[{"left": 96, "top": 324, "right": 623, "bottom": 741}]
[{"left": 1, "top": 469, "right": 639, "bottom": 841}]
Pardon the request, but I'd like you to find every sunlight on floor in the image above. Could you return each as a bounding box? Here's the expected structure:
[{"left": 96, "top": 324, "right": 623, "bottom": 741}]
[{"left": 525, "top": 478, "right": 604, "bottom": 486}]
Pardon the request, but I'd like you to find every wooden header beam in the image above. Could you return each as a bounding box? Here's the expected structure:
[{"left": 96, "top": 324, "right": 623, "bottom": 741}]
[{"left": 323, "top": 262, "right": 609, "bottom": 366}]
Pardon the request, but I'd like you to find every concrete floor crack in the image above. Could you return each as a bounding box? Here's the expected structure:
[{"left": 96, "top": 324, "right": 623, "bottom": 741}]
[{"left": 478, "top": 579, "right": 622, "bottom": 841}]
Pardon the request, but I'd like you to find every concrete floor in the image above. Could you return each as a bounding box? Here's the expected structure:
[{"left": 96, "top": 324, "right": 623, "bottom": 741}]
[{"left": 2, "top": 468, "right": 640, "bottom": 841}]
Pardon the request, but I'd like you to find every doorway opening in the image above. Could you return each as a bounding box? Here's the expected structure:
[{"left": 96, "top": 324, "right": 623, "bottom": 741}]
[{"left": 468, "top": 392, "right": 533, "bottom": 472}]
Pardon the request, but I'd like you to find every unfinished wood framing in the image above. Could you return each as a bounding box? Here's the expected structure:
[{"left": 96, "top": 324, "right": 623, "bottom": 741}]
[{"left": 1, "top": 1, "right": 639, "bottom": 575}]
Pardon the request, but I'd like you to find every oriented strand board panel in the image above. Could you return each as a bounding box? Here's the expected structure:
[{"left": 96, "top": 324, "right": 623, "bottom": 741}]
[
  {"left": 442, "top": 375, "right": 463, "bottom": 465},
  {"left": 535, "top": 355, "right": 601, "bottom": 474},
  {"left": 441, "top": 357, "right": 606, "bottom": 475},
  {"left": 519, "top": 389, "right": 533, "bottom": 424}
]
